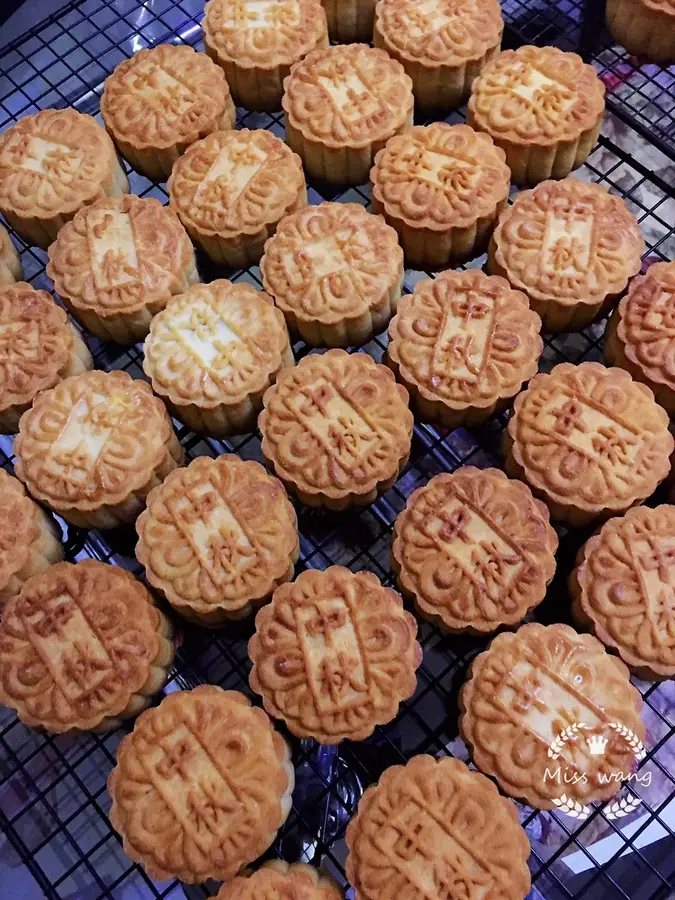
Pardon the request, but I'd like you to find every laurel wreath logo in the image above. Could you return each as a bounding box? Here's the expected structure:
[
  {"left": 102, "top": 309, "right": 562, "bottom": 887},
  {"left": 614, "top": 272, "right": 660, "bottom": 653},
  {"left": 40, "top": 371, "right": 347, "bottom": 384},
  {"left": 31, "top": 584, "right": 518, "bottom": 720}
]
[
  {"left": 607, "top": 721, "right": 647, "bottom": 761},
  {"left": 547, "top": 720, "right": 648, "bottom": 822},
  {"left": 552, "top": 793, "right": 592, "bottom": 819},
  {"left": 547, "top": 722, "right": 588, "bottom": 759}
]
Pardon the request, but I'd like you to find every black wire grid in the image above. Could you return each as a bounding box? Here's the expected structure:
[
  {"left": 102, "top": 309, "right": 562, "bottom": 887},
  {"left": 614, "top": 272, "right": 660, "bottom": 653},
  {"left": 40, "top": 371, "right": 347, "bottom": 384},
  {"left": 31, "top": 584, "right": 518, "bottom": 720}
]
[{"left": 0, "top": 1, "right": 674, "bottom": 899}]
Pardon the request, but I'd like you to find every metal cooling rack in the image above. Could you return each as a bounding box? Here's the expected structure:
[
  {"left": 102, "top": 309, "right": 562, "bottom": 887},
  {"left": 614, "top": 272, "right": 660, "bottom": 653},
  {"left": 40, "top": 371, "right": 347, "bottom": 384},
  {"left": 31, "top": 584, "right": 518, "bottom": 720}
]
[{"left": 0, "top": 1, "right": 674, "bottom": 899}]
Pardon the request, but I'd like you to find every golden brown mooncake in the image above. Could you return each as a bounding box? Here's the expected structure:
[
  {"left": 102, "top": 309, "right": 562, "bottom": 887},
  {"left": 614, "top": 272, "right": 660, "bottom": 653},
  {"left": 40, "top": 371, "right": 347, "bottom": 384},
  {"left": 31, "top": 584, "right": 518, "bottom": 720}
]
[
  {"left": 0, "top": 223, "right": 22, "bottom": 286},
  {"left": 203, "top": 0, "right": 328, "bottom": 111},
  {"left": 570, "top": 505, "right": 675, "bottom": 681},
  {"left": 374, "top": 0, "right": 503, "bottom": 109},
  {"left": 386, "top": 269, "right": 542, "bottom": 426},
  {"left": 101, "top": 43, "right": 236, "bottom": 181},
  {"left": 260, "top": 201, "right": 403, "bottom": 347},
  {"left": 370, "top": 123, "right": 510, "bottom": 269},
  {"left": 249, "top": 566, "right": 420, "bottom": 743},
  {"left": 0, "top": 559, "right": 174, "bottom": 733},
  {"left": 143, "top": 280, "right": 292, "bottom": 437},
  {"left": 216, "top": 861, "right": 343, "bottom": 900},
  {"left": 47, "top": 194, "right": 199, "bottom": 345},
  {"left": 283, "top": 44, "right": 414, "bottom": 185},
  {"left": 13, "top": 369, "right": 184, "bottom": 529},
  {"left": 0, "top": 108, "right": 129, "bottom": 249},
  {"left": 136, "top": 454, "right": 299, "bottom": 627},
  {"left": 504, "top": 362, "right": 673, "bottom": 527},
  {"left": 0, "top": 282, "right": 93, "bottom": 433},
  {"left": 468, "top": 45, "right": 605, "bottom": 185},
  {"left": 459, "top": 622, "right": 645, "bottom": 809},
  {"left": 605, "top": 260, "right": 675, "bottom": 414},
  {"left": 0, "top": 469, "right": 63, "bottom": 609},
  {"left": 392, "top": 468, "right": 557, "bottom": 633},
  {"left": 606, "top": 0, "right": 675, "bottom": 64},
  {"left": 168, "top": 128, "right": 306, "bottom": 267},
  {"left": 108, "top": 686, "right": 294, "bottom": 883},
  {"left": 345, "top": 755, "right": 531, "bottom": 900},
  {"left": 488, "top": 179, "right": 644, "bottom": 332},
  {"left": 322, "top": 0, "right": 377, "bottom": 41},
  {"left": 259, "top": 349, "right": 414, "bottom": 510}
]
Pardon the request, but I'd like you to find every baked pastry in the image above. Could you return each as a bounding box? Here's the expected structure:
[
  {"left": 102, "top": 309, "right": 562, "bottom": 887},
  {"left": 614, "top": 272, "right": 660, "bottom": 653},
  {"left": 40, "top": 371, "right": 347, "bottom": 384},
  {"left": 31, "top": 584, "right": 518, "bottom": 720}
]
[
  {"left": 345, "top": 755, "right": 531, "bottom": 900},
  {"left": 0, "top": 223, "right": 22, "bottom": 285},
  {"left": 168, "top": 128, "right": 306, "bottom": 267},
  {"left": 386, "top": 270, "right": 542, "bottom": 426},
  {"left": 143, "top": 280, "right": 292, "bottom": 437},
  {"left": 322, "top": 0, "right": 376, "bottom": 41},
  {"left": 505, "top": 362, "right": 673, "bottom": 527},
  {"left": 468, "top": 45, "right": 605, "bottom": 185},
  {"left": 108, "top": 686, "right": 294, "bottom": 883},
  {"left": 459, "top": 622, "right": 645, "bottom": 809},
  {"left": 283, "top": 44, "right": 414, "bottom": 185},
  {"left": 392, "top": 468, "right": 557, "bottom": 633},
  {"left": 136, "top": 455, "right": 299, "bottom": 626},
  {"left": 0, "top": 109, "right": 129, "bottom": 249},
  {"left": 260, "top": 202, "right": 403, "bottom": 347},
  {"left": 259, "top": 349, "right": 413, "bottom": 510},
  {"left": 374, "top": 0, "right": 503, "bottom": 109},
  {"left": 203, "top": 0, "right": 328, "bottom": 111},
  {"left": 14, "top": 369, "right": 184, "bottom": 529},
  {"left": 0, "top": 560, "right": 174, "bottom": 733},
  {"left": 606, "top": 0, "right": 675, "bottom": 64},
  {"left": 0, "top": 282, "right": 93, "bottom": 433},
  {"left": 488, "top": 179, "right": 644, "bottom": 331},
  {"left": 47, "top": 194, "right": 199, "bottom": 345},
  {"left": 370, "top": 123, "right": 510, "bottom": 269},
  {"left": 0, "top": 469, "right": 63, "bottom": 609},
  {"left": 249, "top": 566, "right": 420, "bottom": 742},
  {"left": 605, "top": 261, "right": 675, "bottom": 414},
  {"left": 101, "top": 44, "right": 236, "bottom": 181},
  {"left": 570, "top": 505, "right": 675, "bottom": 681},
  {"left": 215, "top": 861, "right": 343, "bottom": 900}
]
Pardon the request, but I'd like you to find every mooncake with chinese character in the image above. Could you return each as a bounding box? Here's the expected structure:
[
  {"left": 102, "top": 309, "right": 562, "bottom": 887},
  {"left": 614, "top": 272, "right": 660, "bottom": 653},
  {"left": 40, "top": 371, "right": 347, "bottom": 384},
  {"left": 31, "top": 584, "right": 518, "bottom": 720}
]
[
  {"left": 168, "top": 128, "right": 306, "bottom": 267},
  {"left": 504, "top": 362, "right": 673, "bottom": 526},
  {"left": 143, "top": 280, "right": 292, "bottom": 437},
  {"left": 136, "top": 455, "right": 299, "bottom": 626},
  {"left": 0, "top": 109, "right": 129, "bottom": 249},
  {"left": 605, "top": 261, "right": 675, "bottom": 414},
  {"left": 101, "top": 44, "right": 236, "bottom": 181},
  {"left": 488, "top": 179, "right": 644, "bottom": 332},
  {"left": 374, "top": 0, "right": 503, "bottom": 109},
  {"left": 108, "top": 686, "right": 294, "bottom": 882},
  {"left": 249, "top": 567, "right": 420, "bottom": 742},
  {"left": 0, "top": 469, "right": 63, "bottom": 610},
  {"left": 345, "top": 755, "right": 531, "bottom": 900},
  {"left": 386, "top": 270, "right": 541, "bottom": 426},
  {"left": 468, "top": 45, "right": 605, "bottom": 185},
  {"left": 203, "top": 0, "right": 328, "bottom": 111},
  {"left": 283, "top": 44, "right": 414, "bottom": 185},
  {"left": 216, "top": 861, "right": 343, "bottom": 900},
  {"left": 392, "top": 468, "right": 557, "bottom": 633},
  {"left": 370, "top": 123, "right": 510, "bottom": 269},
  {"left": 14, "top": 369, "right": 184, "bottom": 529},
  {"left": 606, "top": 0, "right": 675, "bottom": 64},
  {"left": 259, "top": 349, "right": 414, "bottom": 510},
  {"left": 260, "top": 202, "right": 403, "bottom": 347},
  {"left": 0, "top": 560, "right": 174, "bottom": 732},
  {"left": 0, "top": 282, "right": 92, "bottom": 433},
  {"left": 570, "top": 505, "right": 675, "bottom": 681},
  {"left": 47, "top": 194, "right": 199, "bottom": 345},
  {"left": 459, "top": 622, "right": 645, "bottom": 809}
]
